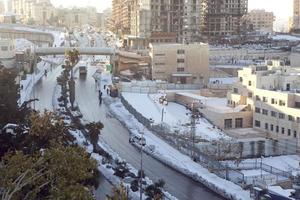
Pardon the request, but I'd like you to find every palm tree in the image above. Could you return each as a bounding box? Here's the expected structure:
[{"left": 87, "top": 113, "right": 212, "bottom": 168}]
[{"left": 64, "top": 49, "right": 80, "bottom": 109}]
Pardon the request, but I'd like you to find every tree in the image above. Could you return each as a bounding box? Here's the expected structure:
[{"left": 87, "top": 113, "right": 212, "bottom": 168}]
[
  {"left": 107, "top": 183, "right": 128, "bottom": 200},
  {"left": 145, "top": 179, "right": 165, "bottom": 200},
  {"left": 86, "top": 122, "right": 103, "bottom": 152},
  {"left": 0, "top": 66, "right": 20, "bottom": 127},
  {"left": 24, "top": 111, "right": 75, "bottom": 153},
  {"left": 0, "top": 145, "right": 99, "bottom": 200}
]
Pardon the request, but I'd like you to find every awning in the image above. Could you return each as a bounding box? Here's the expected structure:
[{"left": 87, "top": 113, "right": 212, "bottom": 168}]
[{"left": 172, "top": 73, "right": 192, "bottom": 77}]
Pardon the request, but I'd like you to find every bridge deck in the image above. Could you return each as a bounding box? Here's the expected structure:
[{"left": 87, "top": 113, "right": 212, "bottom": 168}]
[{"left": 35, "top": 47, "right": 117, "bottom": 56}]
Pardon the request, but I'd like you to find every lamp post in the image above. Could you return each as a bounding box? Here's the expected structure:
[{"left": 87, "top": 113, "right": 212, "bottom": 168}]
[{"left": 139, "top": 127, "right": 146, "bottom": 200}]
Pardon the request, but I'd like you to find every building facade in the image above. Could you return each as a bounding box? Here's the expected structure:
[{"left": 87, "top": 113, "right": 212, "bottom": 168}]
[
  {"left": 0, "top": 1, "right": 5, "bottom": 14},
  {"left": 149, "top": 43, "right": 209, "bottom": 84},
  {"left": 201, "top": 0, "right": 248, "bottom": 37},
  {"left": 243, "top": 9, "right": 275, "bottom": 33},
  {"left": 293, "top": 0, "right": 300, "bottom": 31},
  {"left": 227, "top": 63, "right": 300, "bottom": 141}
]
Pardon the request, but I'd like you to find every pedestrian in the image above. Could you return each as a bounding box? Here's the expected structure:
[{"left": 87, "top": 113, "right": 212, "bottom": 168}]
[{"left": 99, "top": 97, "right": 102, "bottom": 105}]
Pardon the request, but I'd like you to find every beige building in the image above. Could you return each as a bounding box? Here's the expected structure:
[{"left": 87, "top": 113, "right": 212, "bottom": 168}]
[
  {"left": 0, "top": 1, "right": 5, "bottom": 14},
  {"left": 244, "top": 9, "right": 275, "bottom": 33},
  {"left": 110, "top": 0, "right": 133, "bottom": 35},
  {"left": 293, "top": 0, "right": 300, "bottom": 31},
  {"left": 55, "top": 7, "right": 97, "bottom": 27},
  {"left": 10, "top": 0, "right": 55, "bottom": 25},
  {"left": 227, "top": 63, "right": 300, "bottom": 141},
  {"left": 149, "top": 43, "right": 209, "bottom": 84}
]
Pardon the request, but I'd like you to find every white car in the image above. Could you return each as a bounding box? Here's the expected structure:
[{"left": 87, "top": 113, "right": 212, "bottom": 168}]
[{"left": 129, "top": 134, "right": 146, "bottom": 146}]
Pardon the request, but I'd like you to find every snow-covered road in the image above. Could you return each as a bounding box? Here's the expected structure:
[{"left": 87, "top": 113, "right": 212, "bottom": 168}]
[{"left": 74, "top": 64, "right": 223, "bottom": 200}]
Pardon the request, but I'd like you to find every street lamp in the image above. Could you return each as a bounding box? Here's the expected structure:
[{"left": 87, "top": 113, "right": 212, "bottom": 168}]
[
  {"left": 186, "top": 100, "right": 201, "bottom": 161},
  {"left": 139, "top": 126, "right": 146, "bottom": 200}
]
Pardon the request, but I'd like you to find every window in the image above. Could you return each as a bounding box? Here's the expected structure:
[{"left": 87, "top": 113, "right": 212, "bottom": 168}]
[
  {"left": 288, "top": 115, "right": 295, "bottom": 122},
  {"left": 271, "top": 98, "right": 275, "bottom": 104},
  {"left": 239, "top": 77, "right": 243, "bottom": 82},
  {"left": 279, "top": 100, "right": 286, "bottom": 106},
  {"left": 256, "top": 95, "right": 261, "bottom": 101},
  {"left": 155, "top": 53, "right": 165, "bottom": 56},
  {"left": 248, "top": 81, "right": 252, "bottom": 86},
  {"left": 262, "top": 97, "right": 268, "bottom": 102},
  {"left": 233, "top": 88, "right": 238, "bottom": 94},
  {"left": 294, "top": 131, "right": 297, "bottom": 138},
  {"left": 255, "top": 107, "right": 261, "bottom": 113},
  {"left": 288, "top": 129, "right": 291, "bottom": 136},
  {"left": 271, "top": 111, "right": 277, "bottom": 117},
  {"left": 235, "top": 118, "right": 243, "bottom": 128},
  {"left": 295, "top": 102, "right": 300, "bottom": 108},
  {"left": 265, "top": 123, "right": 268, "bottom": 130},
  {"left": 177, "top": 68, "right": 185, "bottom": 72},
  {"left": 255, "top": 120, "right": 261, "bottom": 127},
  {"left": 155, "top": 63, "right": 165, "bottom": 65},
  {"left": 262, "top": 109, "right": 268, "bottom": 115},
  {"left": 297, "top": 117, "right": 300, "bottom": 123},
  {"left": 177, "top": 49, "right": 185, "bottom": 54},
  {"left": 224, "top": 119, "right": 232, "bottom": 129},
  {"left": 270, "top": 124, "right": 274, "bottom": 131},
  {"left": 248, "top": 92, "right": 253, "bottom": 98},
  {"left": 177, "top": 58, "right": 185, "bottom": 63},
  {"left": 276, "top": 126, "right": 279, "bottom": 133},
  {"left": 1, "top": 46, "right": 8, "bottom": 51},
  {"left": 279, "top": 113, "right": 285, "bottom": 119},
  {"left": 282, "top": 127, "right": 285, "bottom": 134}
]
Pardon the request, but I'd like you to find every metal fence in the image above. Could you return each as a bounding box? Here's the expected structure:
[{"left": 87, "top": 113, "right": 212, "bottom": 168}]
[{"left": 120, "top": 94, "right": 294, "bottom": 188}]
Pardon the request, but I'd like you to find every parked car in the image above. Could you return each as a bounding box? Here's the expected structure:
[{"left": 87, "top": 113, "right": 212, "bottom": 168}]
[{"left": 129, "top": 134, "right": 146, "bottom": 146}]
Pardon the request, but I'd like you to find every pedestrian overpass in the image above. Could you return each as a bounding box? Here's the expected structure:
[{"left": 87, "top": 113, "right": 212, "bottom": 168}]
[{"left": 35, "top": 47, "right": 117, "bottom": 56}]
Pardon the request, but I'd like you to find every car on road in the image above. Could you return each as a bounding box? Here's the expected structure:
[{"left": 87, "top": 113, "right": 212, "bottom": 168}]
[
  {"left": 78, "top": 61, "right": 87, "bottom": 77},
  {"left": 129, "top": 133, "right": 146, "bottom": 146}
]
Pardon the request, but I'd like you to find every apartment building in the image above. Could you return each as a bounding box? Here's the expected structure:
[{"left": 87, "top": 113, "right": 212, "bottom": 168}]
[
  {"left": 227, "top": 63, "right": 300, "bottom": 141},
  {"left": 149, "top": 43, "right": 209, "bottom": 84},
  {"left": 293, "top": 0, "right": 300, "bottom": 31},
  {"left": 243, "top": 9, "right": 275, "bottom": 33},
  {"left": 111, "top": 0, "right": 133, "bottom": 35},
  {"left": 201, "top": 0, "right": 248, "bottom": 37},
  {"left": 0, "top": 1, "right": 5, "bottom": 14},
  {"left": 127, "top": 0, "right": 202, "bottom": 43},
  {"left": 10, "top": 0, "right": 55, "bottom": 25}
]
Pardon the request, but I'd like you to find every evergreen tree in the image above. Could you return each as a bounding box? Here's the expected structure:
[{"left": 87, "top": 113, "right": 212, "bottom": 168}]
[{"left": 0, "top": 66, "right": 20, "bottom": 126}]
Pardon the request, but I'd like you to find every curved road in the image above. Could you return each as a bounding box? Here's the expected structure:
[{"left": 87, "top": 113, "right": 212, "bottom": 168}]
[
  {"left": 74, "top": 66, "right": 223, "bottom": 200},
  {"left": 32, "top": 32, "right": 223, "bottom": 200}
]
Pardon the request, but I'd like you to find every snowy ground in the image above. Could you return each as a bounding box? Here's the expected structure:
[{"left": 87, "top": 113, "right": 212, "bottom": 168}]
[
  {"left": 107, "top": 98, "right": 251, "bottom": 200},
  {"left": 240, "top": 155, "right": 300, "bottom": 176},
  {"left": 19, "top": 30, "right": 65, "bottom": 105},
  {"left": 122, "top": 92, "right": 229, "bottom": 141}
]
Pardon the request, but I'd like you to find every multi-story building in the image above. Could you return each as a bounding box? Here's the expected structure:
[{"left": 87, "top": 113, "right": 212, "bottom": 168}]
[
  {"left": 149, "top": 43, "right": 209, "bottom": 84},
  {"left": 110, "top": 0, "right": 133, "bottom": 36},
  {"left": 0, "top": 1, "right": 5, "bottom": 14},
  {"left": 29, "top": 0, "right": 55, "bottom": 25},
  {"left": 201, "top": 0, "right": 248, "bottom": 38},
  {"left": 126, "top": 0, "right": 202, "bottom": 43},
  {"left": 243, "top": 9, "right": 275, "bottom": 33},
  {"left": 54, "top": 7, "right": 97, "bottom": 28},
  {"left": 10, "top": 0, "right": 55, "bottom": 25},
  {"left": 0, "top": 38, "right": 16, "bottom": 68},
  {"left": 293, "top": 0, "right": 300, "bottom": 31},
  {"left": 227, "top": 62, "right": 300, "bottom": 142}
]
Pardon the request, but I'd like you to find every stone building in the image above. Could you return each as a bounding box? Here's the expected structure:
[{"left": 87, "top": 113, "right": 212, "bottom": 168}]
[{"left": 149, "top": 43, "right": 209, "bottom": 84}]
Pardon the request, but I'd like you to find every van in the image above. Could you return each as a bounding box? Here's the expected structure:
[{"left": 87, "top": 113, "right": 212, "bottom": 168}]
[{"left": 78, "top": 61, "right": 87, "bottom": 76}]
